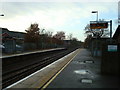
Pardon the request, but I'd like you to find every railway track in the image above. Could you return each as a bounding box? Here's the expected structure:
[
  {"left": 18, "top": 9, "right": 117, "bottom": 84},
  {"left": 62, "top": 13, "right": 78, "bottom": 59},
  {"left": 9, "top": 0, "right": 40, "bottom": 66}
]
[{"left": 2, "top": 48, "right": 78, "bottom": 89}]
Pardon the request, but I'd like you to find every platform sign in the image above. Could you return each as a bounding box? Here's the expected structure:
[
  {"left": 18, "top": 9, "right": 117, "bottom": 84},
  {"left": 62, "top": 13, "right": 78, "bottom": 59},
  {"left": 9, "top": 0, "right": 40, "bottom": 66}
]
[
  {"left": 90, "top": 21, "right": 108, "bottom": 29},
  {"left": 108, "top": 45, "right": 117, "bottom": 52}
]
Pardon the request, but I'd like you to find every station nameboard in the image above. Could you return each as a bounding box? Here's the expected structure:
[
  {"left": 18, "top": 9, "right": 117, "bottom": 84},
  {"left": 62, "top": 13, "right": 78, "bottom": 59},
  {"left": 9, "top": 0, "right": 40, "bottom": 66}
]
[
  {"left": 108, "top": 45, "right": 117, "bottom": 52},
  {"left": 90, "top": 21, "right": 108, "bottom": 29}
]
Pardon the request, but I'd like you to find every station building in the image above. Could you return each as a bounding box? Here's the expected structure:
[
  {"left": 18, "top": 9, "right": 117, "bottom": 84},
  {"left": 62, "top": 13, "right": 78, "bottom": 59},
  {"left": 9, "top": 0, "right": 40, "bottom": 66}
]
[
  {"left": 0, "top": 28, "right": 25, "bottom": 53},
  {"left": 113, "top": 25, "right": 120, "bottom": 44}
]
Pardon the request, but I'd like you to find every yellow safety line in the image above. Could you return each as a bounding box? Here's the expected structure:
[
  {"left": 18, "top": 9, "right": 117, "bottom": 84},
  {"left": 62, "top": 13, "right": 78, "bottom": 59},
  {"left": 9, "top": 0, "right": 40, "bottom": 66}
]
[{"left": 41, "top": 49, "right": 81, "bottom": 89}]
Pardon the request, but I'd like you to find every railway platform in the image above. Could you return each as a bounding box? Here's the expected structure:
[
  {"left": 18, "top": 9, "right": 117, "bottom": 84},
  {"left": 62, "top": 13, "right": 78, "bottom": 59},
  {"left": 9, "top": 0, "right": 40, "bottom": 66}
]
[
  {"left": 5, "top": 49, "right": 119, "bottom": 89},
  {"left": 44, "top": 49, "right": 119, "bottom": 89}
]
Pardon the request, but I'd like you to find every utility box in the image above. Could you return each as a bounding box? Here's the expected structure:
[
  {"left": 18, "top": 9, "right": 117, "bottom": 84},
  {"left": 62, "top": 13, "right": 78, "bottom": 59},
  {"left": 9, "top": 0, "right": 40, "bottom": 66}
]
[{"left": 101, "top": 43, "right": 120, "bottom": 76}]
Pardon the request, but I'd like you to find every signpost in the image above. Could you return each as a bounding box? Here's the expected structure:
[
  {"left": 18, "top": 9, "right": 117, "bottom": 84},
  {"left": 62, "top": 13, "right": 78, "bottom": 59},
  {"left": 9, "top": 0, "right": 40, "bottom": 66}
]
[
  {"left": 90, "top": 21, "right": 108, "bottom": 29},
  {"left": 108, "top": 45, "right": 117, "bottom": 52},
  {"left": 90, "top": 20, "right": 112, "bottom": 41},
  {"left": 89, "top": 20, "right": 112, "bottom": 57}
]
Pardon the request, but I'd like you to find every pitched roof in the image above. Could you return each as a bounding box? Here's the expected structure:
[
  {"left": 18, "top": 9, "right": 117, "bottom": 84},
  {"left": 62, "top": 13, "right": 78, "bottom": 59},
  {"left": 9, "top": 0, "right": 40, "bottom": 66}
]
[
  {"left": 2, "top": 33, "right": 10, "bottom": 37},
  {"left": 113, "top": 25, "right": 120, "bottom": 39}
]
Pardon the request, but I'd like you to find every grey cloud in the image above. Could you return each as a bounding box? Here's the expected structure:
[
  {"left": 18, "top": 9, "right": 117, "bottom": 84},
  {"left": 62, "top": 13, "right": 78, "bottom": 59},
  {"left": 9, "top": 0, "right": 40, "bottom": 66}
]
[{"left": 2, "top": 2, "right": 52, "bottom": 19}]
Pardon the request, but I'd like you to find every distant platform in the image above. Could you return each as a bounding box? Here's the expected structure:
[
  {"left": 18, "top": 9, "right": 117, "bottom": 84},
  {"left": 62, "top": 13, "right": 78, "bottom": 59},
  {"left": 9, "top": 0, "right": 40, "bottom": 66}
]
[{"left": 1, "top": 48, "right": 65, "bottom": 58}]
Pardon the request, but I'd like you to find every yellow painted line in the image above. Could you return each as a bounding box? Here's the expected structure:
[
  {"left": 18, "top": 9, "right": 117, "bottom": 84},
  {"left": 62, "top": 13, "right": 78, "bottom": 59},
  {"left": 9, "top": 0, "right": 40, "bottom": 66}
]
[{"left": 41, "top": 49, "right": 80, "bottom": 89}]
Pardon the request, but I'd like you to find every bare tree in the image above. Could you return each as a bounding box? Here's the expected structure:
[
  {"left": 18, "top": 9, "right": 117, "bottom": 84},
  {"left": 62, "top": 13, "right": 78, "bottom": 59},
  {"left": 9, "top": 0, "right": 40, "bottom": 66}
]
[
  {"left": 67, "top": 33, "right": 73, "bottom": 40},
  {"left": 45, "top": 31, "right": 53, "bottom": 37},
  {"left": 53, "top": 31, "right": 65, "bottom": 40}
]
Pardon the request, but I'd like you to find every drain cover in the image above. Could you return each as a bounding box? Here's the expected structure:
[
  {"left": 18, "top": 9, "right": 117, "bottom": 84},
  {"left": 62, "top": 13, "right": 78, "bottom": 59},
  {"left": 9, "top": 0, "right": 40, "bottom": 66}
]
[
  {"left": 84, "top": 60, "right": 94, "bottom": 63},
  {"left": 73, "top": 61, "right": 85, "bottom": 64},
  {"left": 78, "top": 61, "right": 85, "bottom": 64},
  {"left": 81, "top": 79, "right": 92, "bottom": 84},
  {"left": 74, "top": 70, "right": 88, "bottom": 75}
]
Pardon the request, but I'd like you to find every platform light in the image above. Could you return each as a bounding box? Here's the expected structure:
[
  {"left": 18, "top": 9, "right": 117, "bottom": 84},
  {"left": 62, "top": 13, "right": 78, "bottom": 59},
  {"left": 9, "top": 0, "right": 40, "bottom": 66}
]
[{"left": 0, "top": 14, "right": 4, "bottom": 16}]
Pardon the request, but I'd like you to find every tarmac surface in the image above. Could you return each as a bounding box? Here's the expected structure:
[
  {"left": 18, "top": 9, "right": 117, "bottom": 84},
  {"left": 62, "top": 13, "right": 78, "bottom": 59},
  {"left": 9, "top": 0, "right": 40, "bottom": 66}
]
[{"left": 44, "top": 49, "right": 119, "bottom": 89}]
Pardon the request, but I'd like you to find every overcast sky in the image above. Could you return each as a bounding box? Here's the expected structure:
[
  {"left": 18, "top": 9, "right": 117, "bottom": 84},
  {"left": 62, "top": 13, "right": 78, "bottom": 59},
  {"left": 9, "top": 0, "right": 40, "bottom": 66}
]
[{"left": 0, "top": 0, "right": 119, "bottom": 41}]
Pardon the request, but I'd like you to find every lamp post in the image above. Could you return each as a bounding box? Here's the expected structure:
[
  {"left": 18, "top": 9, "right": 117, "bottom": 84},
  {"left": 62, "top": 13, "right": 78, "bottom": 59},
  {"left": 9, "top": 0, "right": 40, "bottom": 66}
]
[
  {"left": 92, "top": 11, "right": 98, "bottom": 21},
  {"left": 91, "top": 11, "right": 99, "bottom": 57}
]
